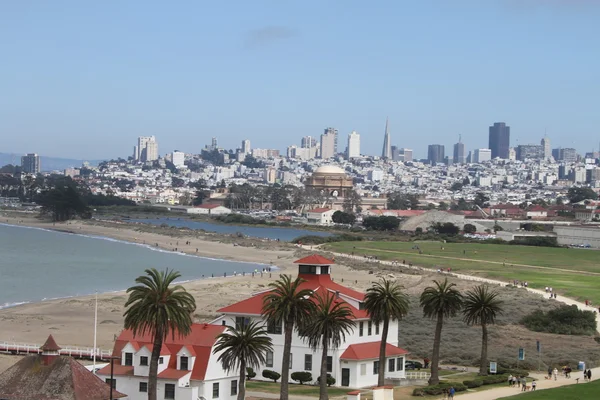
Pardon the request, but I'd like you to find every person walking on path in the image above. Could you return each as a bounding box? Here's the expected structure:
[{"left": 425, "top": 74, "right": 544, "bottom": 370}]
[
  {"left": 507, "top": 374, "right": 513, "bottom": 386},
  {"left": 521, "top": 377, "right": 527, "bottom": 391},
  {"left": 587, "top": 369, "right": 592, "bottom": 381},
  {"left": 531, "top": 380, "right": 537, "bottom": 390},
  {"left": 553, "top": 367, "right": 559, "bottom": 381},
  {"left": 448, "top": 386, "right": 455, "bottom": 399},
  {"left": 583, "top": 369, "right": 588, "bottom": 382},
  {"left": 548, "top": 367, "right": 553, "bottom": 380}
]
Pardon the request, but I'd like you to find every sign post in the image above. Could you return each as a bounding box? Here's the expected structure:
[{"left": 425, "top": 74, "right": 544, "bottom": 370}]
[
  {"left": 490, "top": 361, "right": 497, "bottom": 375},
  {"left": 536, "top": 340, "right": 542, "bottom": 372},
  {"left": 518, "top": 347, "right": 525, "bottom": 369}
]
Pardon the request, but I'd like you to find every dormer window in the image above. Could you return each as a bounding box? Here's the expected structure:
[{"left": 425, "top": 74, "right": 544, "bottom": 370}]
[
  {"left": 125, "top": 352, "right": 133, "bottom": 366},
  {"left": 180, "top": 356, "right": 189, "bottom": 371},
  {"left": 140, "top": 356, "right": 148, "bottom": 366}
]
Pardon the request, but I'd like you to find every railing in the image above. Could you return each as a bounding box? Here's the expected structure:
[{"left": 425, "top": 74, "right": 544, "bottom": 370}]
[
  {"left": 405, "top": 371, "right": 431, "bottom": 380},
  {"left": 0, "top": 341, "right": 112, "bottom": 360}
]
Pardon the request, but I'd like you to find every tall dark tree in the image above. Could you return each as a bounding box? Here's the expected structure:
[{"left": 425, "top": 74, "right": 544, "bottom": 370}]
[
  {"left": 567, "top": 187, "right": 598, "bottom": 204},
  {"left": 387, "top": 192, "right": 419, "bottom": 210}
]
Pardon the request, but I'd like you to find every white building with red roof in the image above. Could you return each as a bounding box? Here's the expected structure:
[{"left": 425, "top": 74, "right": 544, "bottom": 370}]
[
  {"left": 213, "top": 255, "right": 409, "bottom": 388},
  {"left": 97, "top": 323, "right": 239, "bottom": 400},
  {"left": 305, "top": 208, "right": 336, "bottom": 225}
]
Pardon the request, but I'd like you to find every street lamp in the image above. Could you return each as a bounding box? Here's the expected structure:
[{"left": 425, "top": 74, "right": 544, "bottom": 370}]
[{"left": 109, "top": 356, "right": 120, "bottom": 400}]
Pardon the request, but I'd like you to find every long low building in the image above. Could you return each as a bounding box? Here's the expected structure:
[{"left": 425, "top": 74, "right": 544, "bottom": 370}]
[{"left": 554, "top": 225, "right": 600, "bottom": 248}]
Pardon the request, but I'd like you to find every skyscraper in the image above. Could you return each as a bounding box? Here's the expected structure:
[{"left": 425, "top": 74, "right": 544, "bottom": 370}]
[
  {"left": 241, "top": 139, "right": 251, "bottom": 155},
  {"left": 541, "top": 136, "right": 551, "bottom": 160},
  {"left": 473, "top": 149, "right": 492, "bottom": 163},
  {"left": 347, "top": 131, "right": 360, "bottom": 159},
  {"left": 381, "top": 117, "right": 392, "bottom": 159},
  {"left": 301, "top": 136, "right": 317, "bottom": 148},
  {"left": 488, "top": 122, "right": 510, "bottom": 159},
  {"left": 320, "top": 128, "right": 338, "bottom": 159},
  {"left": 427, "top": 144, "right": 445, "bottom": 165},
  {"left": 135, "top": 136, "right": 158, "bottom": 162},
  {"left": 453, "top": 135, "right": 466, "bottom": 164},
  {"left": 401, "top": 148, "right": 413, "bottom": 162},
  {"left": 21, "top": 153, "right": 40, "bottom": 174}
]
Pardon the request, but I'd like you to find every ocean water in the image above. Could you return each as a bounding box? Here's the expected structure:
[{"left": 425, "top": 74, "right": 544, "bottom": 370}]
[
  {"left": 127, "top": 217, "right": 331, "bottom": 241},
  {"left": 0, "top": 224, "right": 266, "bottom": 308}
]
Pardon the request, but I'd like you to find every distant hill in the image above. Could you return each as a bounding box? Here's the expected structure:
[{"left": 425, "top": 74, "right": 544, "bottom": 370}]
[{"left": 0, "top": 153, "right": 104, "bottom": 172}]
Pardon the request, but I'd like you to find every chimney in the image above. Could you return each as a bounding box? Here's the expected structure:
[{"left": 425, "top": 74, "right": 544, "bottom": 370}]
[{"left": 40, "top": 334, "right": 62, "bottom": 365}]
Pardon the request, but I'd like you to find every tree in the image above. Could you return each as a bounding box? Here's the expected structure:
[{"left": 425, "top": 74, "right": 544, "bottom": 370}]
[
  {"left": 343, "top": 190, "right": 363, "bottom": 213},
  {"left": 262, "top": 275, "right": 314, "bottom": 400},
  {"left": 36, "top": 184, "right": 91, "bottom": 221},
  {"left": 171, "top": 177, "right": 185, "bottom": 188},
  {"left": 332, "top": 211, "right": 356, "bottom": 225},
  {"left": 387, "top": 192, "right": 419, "bottom": 210},
  {"left": 438, "top": 202, "right": 449, "bottom": 211},
  {"left": 300, "top": 292, "right": 354, "bottom": 400},
  {"left": 123, "top": 269, "right": 196, "bottom": 400},
  {"left": 364, "top": 279, "right": 410, "bottom": 386},
  {"left": 463, "top": 224, "right": 477, "bottom": 234},
  {"left": 362, "top": 216, "right": 400, "bottom": 231},
  {"left": 450, "top": 182, "right": 463, "bottom": 192},
  {"left": 451, "top": 198, "right": 471, "bottom": 211},
  {"left": 419, "top": 279, "right": 463, "bottom": 385},
  {"left": 213, "top": 321, "right": 273, "bottom": 400},
  {"left": 567, "top": 187, "right": 598, "bottom": 204},
  {"left": 462, "top": 285, "right": 504, "bottom": 376},
  {"left": 474, "top": 192, "right": 490, "bottom": 208},
  {"left": 430, "top": 222, "right": 460, "bottom": 235}
]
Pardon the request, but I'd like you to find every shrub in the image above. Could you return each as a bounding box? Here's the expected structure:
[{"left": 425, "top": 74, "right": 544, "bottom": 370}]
[
  {"left": 520, "top": 304, "right": 597, "bottom": 335},
  {"left": 291, "top": 371, "right": 313, "bottom": 385},
  {"left": 412, "top": 382, "right": 467, "bottom": 396},
  {"left": 463, "top": 223, "right": 477, "bottom": 234},
  {"left": 291, "top": 234, "right": 363, "bottom": 245},
  {"left": 463, "top": 380, "right": 483, "bottom": 388},
  {"left": 317, "top": 373, "right": 336, "bottom": 387},
  {"left": 246, "top": 367, "right": 256, "bottom": 380},
  {"left": 262, "top": 370, "right": 281, "bottom": 382}
]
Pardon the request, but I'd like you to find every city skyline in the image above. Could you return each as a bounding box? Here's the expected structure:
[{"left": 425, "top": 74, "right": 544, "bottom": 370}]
[{"left": 2, "top": 1, "right": 600, "bottom": 159}]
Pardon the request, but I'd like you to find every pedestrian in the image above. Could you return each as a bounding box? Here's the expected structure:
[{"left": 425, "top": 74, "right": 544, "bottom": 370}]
[
  {"left": 442, "top": 388, "right": 448, "bottom": 400},
  {"left": 507, "top": 374, "right": 513, "bottom": 386},
  {"left": 448, "top": 386, "right": 455, "bottom": 399},
  {"left": 517, "top": 376, "right": 521, "bottom": 388},
  {"left": 587, "top": 369, "right": 591, "bottom": 381},
  {"left": 521, "top": 377, "right": 527, "bottom": 391},
  {"left": 548, "top": 367, "right": 553, "bottom": 380},
  {"left": 583, "top": 369, "right": 588, "bottom": 382},
  {"left": 531, "top": 380, "right": 537, "bottom": 391},
  {"left": 553, "top": 368, "right": 558, "bottom": 381}
]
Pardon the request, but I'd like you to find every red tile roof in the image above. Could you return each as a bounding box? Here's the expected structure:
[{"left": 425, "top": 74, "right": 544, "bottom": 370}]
[
  {"left": 340, "top": 342, "right": 409, "bottom": 360},
  {"left": 158, "top": 369, "right": 191, "bottom": 379},
  {"left": 40, "top": 334, "right": 61, "bottom": 352},
  {"left": 307, "top": 207, "right": 332, "bottom": 213},
  {"left": 294, "top": 254, "right": 334, "bottom": 265}
]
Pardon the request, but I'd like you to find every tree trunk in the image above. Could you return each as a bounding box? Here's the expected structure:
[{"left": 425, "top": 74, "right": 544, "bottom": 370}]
[
  {"left": 280, "top": 319, "right": 293, "bottom": 400},
  {"left": 479, "top": 323, "right": 488, "bottom": 376},
  {"left": 377, "top": 320, "right": 389, "bottom": 387},
  {"left": 428, "top": 313, "right": 444, "bottom": 386},
  {"left": 319, "top": 335, "right": 329, "bottom": 400},
  {"left": 148, "top": 326, "right": 164, "bottom": 400},
  {"left": 237, "top": 358, "right": 246, "bottom": 400}
]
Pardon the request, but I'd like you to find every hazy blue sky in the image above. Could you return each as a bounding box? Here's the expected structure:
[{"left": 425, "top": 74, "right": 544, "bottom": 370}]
[{"left": 1, "top": 0, "right": 600, "bottom": 160}]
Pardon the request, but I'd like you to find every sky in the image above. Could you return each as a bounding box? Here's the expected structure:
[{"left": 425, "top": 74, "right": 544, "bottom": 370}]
[{"left": 1, "top": 0, "right": 600, "bottom": 160}]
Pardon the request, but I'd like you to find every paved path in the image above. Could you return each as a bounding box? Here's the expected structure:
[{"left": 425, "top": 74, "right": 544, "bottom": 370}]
[{"left": 300, "top": 245, "right": 600, "bottom": 335}]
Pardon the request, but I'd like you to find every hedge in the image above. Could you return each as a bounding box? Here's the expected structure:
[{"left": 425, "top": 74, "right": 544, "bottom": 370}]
[
  {"left": 412, "top": 382, "right": 467, "bottom": 396},
  {"left": 262, "top": 370, "right": 281, "bottom": 382},
  {"left": 291, "top": 371, "right": 313, "bottom": 384}
]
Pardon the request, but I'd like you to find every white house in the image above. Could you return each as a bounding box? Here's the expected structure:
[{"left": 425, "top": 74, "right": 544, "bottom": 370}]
[
  {"left": 190, "top": 204, "right": 232, "bottom": 215},
  {"left": 212, "top": 255, "right": 409, "bottom": 388},
  {"left": 97, "top": 324, "right": 239, "bottom": 400},
  {"left": 306, "top": 208, "right": 336, "bottom": 225}
]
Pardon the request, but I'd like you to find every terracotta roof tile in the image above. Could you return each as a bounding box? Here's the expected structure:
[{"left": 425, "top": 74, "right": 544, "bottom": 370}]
[
  {"left": 294, "top": 254, "right": 334, "bottom": 265},
  {"left": 40, "top": 334, "right": 61, "bottom": 352},
  {"left": 340, "top": 342, "right": 409, "bottom": 360}
]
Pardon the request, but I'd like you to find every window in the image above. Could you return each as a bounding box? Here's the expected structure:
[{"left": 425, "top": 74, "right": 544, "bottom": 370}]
[
  {"left": 373, "top": 361, "right": 379, "bottom": 375},
  {"left": 180, "top": 356, "right": 189, "bottom": 370},
  {"left": 289, "top": 353, "right": 293, "bottom": 369},
  {"left": 235, "top": 316, "right": 250, "bottom": 330},
  {"left": 299, "top": 265, "right": 317, "bottom": 274},
  {"left": 388, "top": 359, "right": 395, "bottom": 372},
  {"left": 359, "top": 302, "right": 366, "bottom": 310},
  {"left": 124, "top": 352, "right": 133, "bottom": 366},
  {"left": 139, "top": 356, "right": 148, "bottom": 366},
  {"left": 212, "top": 382, "right": 220, "bottom": 398},
  {"left": 159, "top": 357, "right": 164, "bottom": 364},
  {"left": 375, "top": 322, "right": 380, "bottom": 335},
  {"left": 267, "top": 320, "right": 282, "bottom": 335},
  {"left": 230, "top": 380, "right": 238, "bottom": 396},
  {"left": 222, "top": 320, "right": 226, "bottom": 325},
  {"left": 360, "top": 363, "right": 367, "bottom": 376},
  {"left": 320, "top": 266, "right": 329, "bottom": 274},
  {"left": 305, "top": 354, "right": 312, "bottom": 371},
  {"left": 359, "top": 321, "right": 364, "bottom": 337},
  {"left": 326, "top": 356, "right": 333, "bottom": 373},
  {"left": 367, "top": 321, "right": 372, "bottom": 336},
  {"left": 139, "top": 382, "right": 148, "bottom": 392},
  {"left": 266, "top": 350, "right": 274, "bottom": 367},
  {"left": 397, "top": 357, "right": 404, "bottom": 371},
  {"left": 165, "top": 383, "right": 175, "bottom": 399},
  {"left": 105, "top": 378, "right": 116, "bottom": 389}
]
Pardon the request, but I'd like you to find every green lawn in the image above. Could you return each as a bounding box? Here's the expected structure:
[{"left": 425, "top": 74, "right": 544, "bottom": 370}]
[
  {"left": 324, "top": 241, "right": 600, "bottom": 304},
  {"left": 498, "top": 379, "right": 600, "bottom": 399},
  {"left": 246, "top": 380, "right": 352, "bottom": 397}
]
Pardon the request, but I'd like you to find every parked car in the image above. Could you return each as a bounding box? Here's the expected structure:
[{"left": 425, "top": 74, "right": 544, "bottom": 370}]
[{"left": 405, "top": 361, "right": 423, "bottom": 370}]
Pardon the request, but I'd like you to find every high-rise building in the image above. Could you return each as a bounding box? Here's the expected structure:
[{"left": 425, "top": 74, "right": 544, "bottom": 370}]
[
  {"left": 21, "top": 153, "right": 40, "bottom": 174},
  {"left": 301, "top": 136, "right": 317, "bottom": 148},
  {"left": 453, "top": 136, "right": 466, "bottom": 164},
  {"left": 347, "top": 131, "right": 360, "bottom": 159},
  {"left": 427, "top": 144, "right": 445, "bottom": 165},
  {"left": 488, "top": 122, "right": 510, "bottom": 159},
  {"left": 211, "top": 137, "right": 218, "bottom": 150},
  {"left": 241, "top": 139, "right": 251, "bottom": 155},
  {"left": 553, "top": 148, "right": 578, "bottom": 163},
  {"left": 381, "top": 118, "right": 392, "bottom": 159},
  {"left": 541, "top": 137, "right": 551, "bottom": 160},
  {"left": 172, "top": 151, "right": 185, "bottom": 168},
  {"left": 473, "top": 148, "right": 492, "bottom": 163},
  {"left": 401, "top": 148, "right": 413, "bottom": 162},
  {"left": 516, "top": 144, "right": 544, "bottom": 161},
  {"left": 320, "top": 128, "right": 338, "bottom": 159},
  {"left": 391, "top": 146, "right": 399, "bottom": 161},
  {"left": 135, "top": 136, "right": 159, "bottom": 162}
]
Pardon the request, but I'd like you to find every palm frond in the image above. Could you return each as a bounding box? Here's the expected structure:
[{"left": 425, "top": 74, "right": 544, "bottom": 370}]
[
  {"left": 214, "top": 321, "right": 274, "bottom": 372},
  {"left": 300, "top": 291, "right": 355, "bottom": 351},
  {"left": 462, "top": 285, "right": 504, "bottom": 326},
  {"left": 364, "top": 278, "right": 410, "bottom": 324},
  {"left": 419, "top": 278, "right": 463, "bottom": 319}
]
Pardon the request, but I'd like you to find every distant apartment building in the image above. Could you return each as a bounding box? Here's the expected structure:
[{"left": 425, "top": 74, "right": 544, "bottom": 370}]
[
  {"left": 252, "top": 148, "right": 280, "bottom": 159},
  {"left": 172, "top": 151, "right": 185, "bottom": 168},
  {"left": 347, "top": 131, "right": 360, "bottom": 159},
  {"left": 473, "top": 148, "right": 492, "bottom": 163},
  {"left": 320, "top": 127, "right": 338, "bottom": 159},
  {"left": 21, "top": 153, "right": 40, "bottom": 174},
  {"left": 488, "top": 122, "right": 510, "bottom": 159},
  {"left": 427, "top": 144, "right": 445, "bottom": 165},
  {"left": 241, "top": 139, "right": 251, "bottom": 155},
  {"left": 401, "top": 148, "right": 413, "bottom": 162},
  {"left": 553, "top": 148, "right": 578, "bottom": 163},
  {"left": 453, "top": 139, "right": 466, "bottom": 164},
  {"left": 287, "top": 145, "right": 317, "bottom": 160},
  {"left": 134, "top": 136, "right": 159, "bottom": 162},
  {"left": 516, "top": 144, "right": 544, "bottom": 161},
  {"left": 301, "top": 136, "right": 317, "bottom": 148},
  {"left": 541, "top": 137, "right": 551, "bottom": 160}
]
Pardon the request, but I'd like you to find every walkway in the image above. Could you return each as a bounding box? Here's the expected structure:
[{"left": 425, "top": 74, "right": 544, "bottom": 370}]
[{"left": 301, "top": 245, "right": 600, "bottom": 334}]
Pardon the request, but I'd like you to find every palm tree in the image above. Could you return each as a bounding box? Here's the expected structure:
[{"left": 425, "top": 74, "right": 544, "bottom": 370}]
[
  {"left": 462, "top": 285, "right": 504, "bottom": 376},
  {"left": 419, "top": 278, "right": 463, "bottom": 385},
  {"left": 262, "top": 275, "right": 314, "bottom": 400},
  {"left": 123, "top": 268, "right": 196, "bottom": 400},
  {"left": 213, "top": 321, "right": 273, "bottom": 400},
  {"left": 301, "top": 292, "right": 354, "bottom": 400},
  {"left": 364, "top": 278, "right": 410, "bottom": 386}
]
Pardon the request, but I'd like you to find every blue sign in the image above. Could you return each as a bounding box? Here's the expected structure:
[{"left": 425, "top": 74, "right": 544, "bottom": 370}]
[{"left": 518, "top": 348, "right": 525, "bottom": 361}]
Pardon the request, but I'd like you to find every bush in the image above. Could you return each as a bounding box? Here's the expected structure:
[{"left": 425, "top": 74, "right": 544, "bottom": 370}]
[
  {"left": 291, "top": 371, "right": 312, "bottom": 384},
  {"left": 317, "top": 373, "right": 336, "bottom": 387},
  {"left": 509, "top": 237, "right": 558, "bottom": 247},
  {"left": 520, "top": 304, "right": 597, "bottom": 335},
  {"left": 291, "top": 234, "right": 363, "bottom": 245},
  {"left": 493, "top": 368, "right": 529, "bottom": 377},
  {"left": 412, "top": 382, "right": 467, "bottom": 396},
  {"left": 463, "top": 380, "right": 483, "bottom": 388},
  {"left": 246, "top": 367, "right": 256, "bottom": 380},
  {"left": 463, "top": 223, "right": 477, "bottom": 234},
  {"left": 262, "top": 370, "right": 281, "bottom": 382}
]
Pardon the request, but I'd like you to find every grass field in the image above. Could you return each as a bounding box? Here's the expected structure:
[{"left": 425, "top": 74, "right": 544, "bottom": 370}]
[
  {"left": 246, "top": 381, "right": 351, "bottom": 397},
  {"left": 324, "top": 241, "right": 600, "bottom": 304},
  {"left": 499, "top": 379, "right": 600, "bottom": 399}
]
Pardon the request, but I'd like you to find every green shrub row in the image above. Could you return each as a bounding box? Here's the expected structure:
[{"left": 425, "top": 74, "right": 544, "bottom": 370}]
[
  {"left": 463, "top": 373, "right": 511, "bottom": 388},
  {"left": 412, "top": 382, "right": 467, "bottom": 396},
  {"left": 520, "top": 304, "right": 597, "bottom": 335}
]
